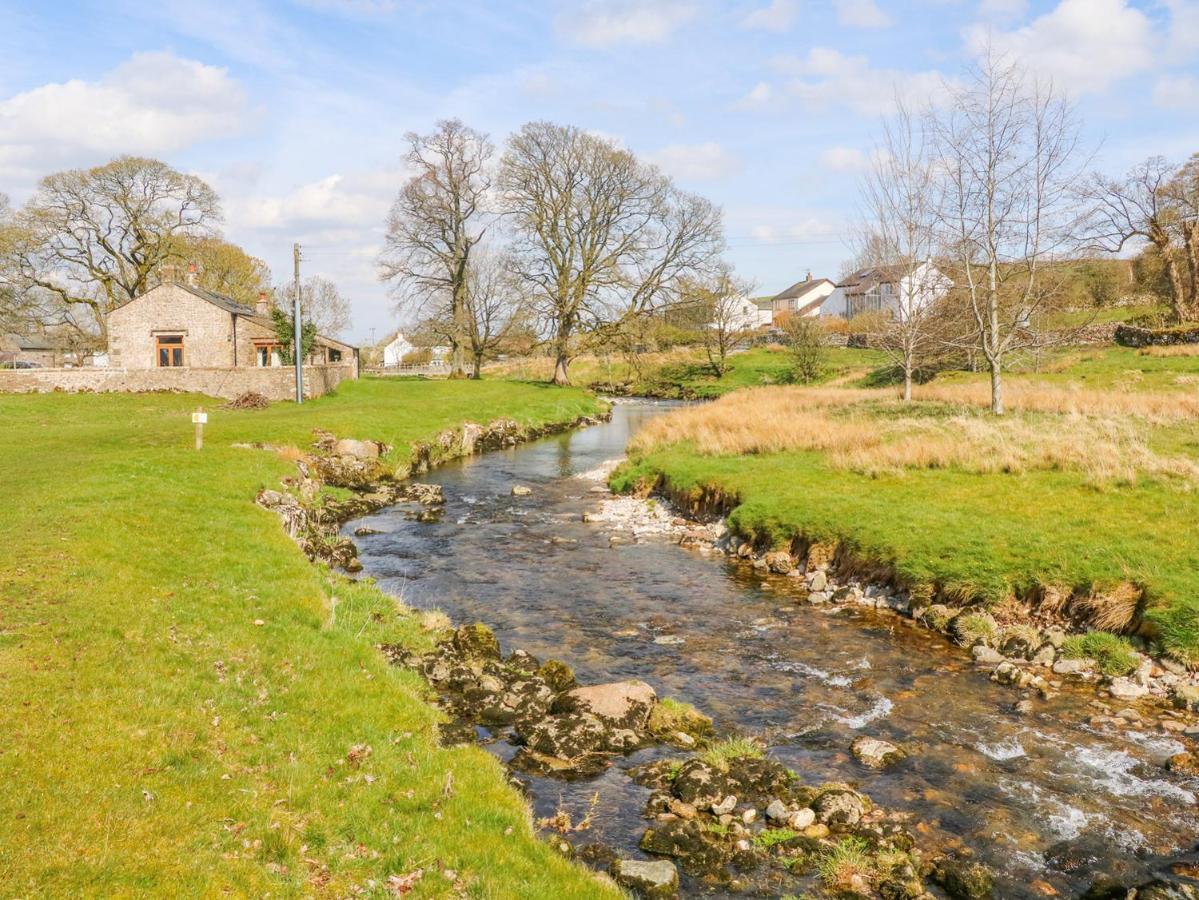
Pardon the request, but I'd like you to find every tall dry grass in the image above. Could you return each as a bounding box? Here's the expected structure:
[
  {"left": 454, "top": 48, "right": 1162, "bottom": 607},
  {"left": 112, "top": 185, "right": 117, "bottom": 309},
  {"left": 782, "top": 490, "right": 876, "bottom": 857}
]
[
  {"left": 912, "top": 381, "right": 1199, "bottom": 424},
  {"left": 631, "top": 385, "right": 1199, "bottom": 487},
  {"left": 1140, "top": 344, "right": 1199, "bottom": 357}
]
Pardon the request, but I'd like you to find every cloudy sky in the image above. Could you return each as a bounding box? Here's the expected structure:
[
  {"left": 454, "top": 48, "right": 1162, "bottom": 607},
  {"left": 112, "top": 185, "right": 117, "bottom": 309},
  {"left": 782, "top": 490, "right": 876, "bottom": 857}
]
[{"left": 2, "top": 0, "right": 1197, "bottom": 343}]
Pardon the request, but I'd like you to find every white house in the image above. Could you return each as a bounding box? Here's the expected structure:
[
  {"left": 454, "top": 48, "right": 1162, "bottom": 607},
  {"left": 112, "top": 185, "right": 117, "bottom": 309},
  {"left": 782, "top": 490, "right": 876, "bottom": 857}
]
[
  {"left": 381, "top": 332, "right": 415, "bottom": 367},
  {"left": 710, "top": 295, "right": 773, "bottom": 332},
  {"left": 769, "top": 275, "right": 836, "bottom": 322},
  {"left": 822, "top": 263, "right": 951, "bottom": 322}
]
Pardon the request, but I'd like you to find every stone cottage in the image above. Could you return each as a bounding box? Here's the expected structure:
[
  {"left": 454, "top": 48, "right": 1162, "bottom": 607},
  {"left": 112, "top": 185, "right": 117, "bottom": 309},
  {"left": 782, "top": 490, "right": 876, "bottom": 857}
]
[{"left": 107, "top": 280, "right": 358, "bottom": 375}]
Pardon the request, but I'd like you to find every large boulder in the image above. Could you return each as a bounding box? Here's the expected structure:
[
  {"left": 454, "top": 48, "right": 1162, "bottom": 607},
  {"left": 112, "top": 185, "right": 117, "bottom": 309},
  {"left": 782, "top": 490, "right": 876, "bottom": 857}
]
[
  {"left": 556, "top": 680, "right": 657, "bottom": 732},
  {"left": 610, "top": 859, "right": 679, "bottom": 898},
  {"left": 520, "top": 712, "right": 610, "bottom": 758},
  {"left": 334, "top": 437, "right": 382, "bottom": 459}
]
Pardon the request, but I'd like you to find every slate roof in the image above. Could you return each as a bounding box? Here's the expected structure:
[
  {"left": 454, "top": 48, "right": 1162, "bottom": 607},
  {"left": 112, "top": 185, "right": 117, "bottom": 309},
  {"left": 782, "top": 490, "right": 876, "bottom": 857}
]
[{"left": 771, "top": 277, "right": 834, "bottom": 303}]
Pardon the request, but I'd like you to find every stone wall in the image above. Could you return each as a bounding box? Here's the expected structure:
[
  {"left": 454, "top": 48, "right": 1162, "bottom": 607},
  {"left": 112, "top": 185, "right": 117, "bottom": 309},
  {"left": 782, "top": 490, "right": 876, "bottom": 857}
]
[
  {"left": 0, "top": 364, "right": 355, "bottom": 401},
  {"left": 1115, "top": 323, "right": 1199, "bottom": 348}
]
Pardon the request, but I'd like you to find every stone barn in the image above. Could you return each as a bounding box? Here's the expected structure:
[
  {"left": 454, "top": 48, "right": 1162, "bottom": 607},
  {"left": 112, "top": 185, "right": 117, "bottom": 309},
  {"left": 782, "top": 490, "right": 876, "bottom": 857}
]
[{"left": 107, "top": 280, "right": 358, "bottom": 375}]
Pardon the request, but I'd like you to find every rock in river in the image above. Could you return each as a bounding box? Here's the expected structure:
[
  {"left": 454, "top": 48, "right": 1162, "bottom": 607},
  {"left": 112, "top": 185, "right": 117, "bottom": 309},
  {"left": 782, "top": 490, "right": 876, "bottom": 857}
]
[
  {"left": 611, "top": 858, "right": 679, "bottom": 898},
  {"left": 556, "top": 680, "right": 657, "bottom": 732},
  {"left": 851, "top": 735, "right": 905, "bottom": 769}
]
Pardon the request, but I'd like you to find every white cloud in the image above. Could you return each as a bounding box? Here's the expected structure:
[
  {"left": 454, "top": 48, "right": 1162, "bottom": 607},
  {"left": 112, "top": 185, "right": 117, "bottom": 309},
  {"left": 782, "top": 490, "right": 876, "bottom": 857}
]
[
  {"left": 742, "top": 0, "right": 799, "bottom": 31},
  {"left": 0, "top": 51, "right": 246, "bottom": 180},
  {"left": 833, "top": 0, "right": 892, "bottom": 28},
  {"left": 819, "top": 146, "right": 868, "bottom": 172},
  {"left": 557, "top": 0, "right": 700, "bottom": 46},
  {"left": 648, "top": 142, "right": 743, "bottom": 180},
  {"left": 225, "top": 167, "right": 402, "bottom": 236},
  {"left": 1162, "top": 0, "right": 1199, "bottom": 64},
  {"left": 967, "top": 0, "right": 1155, "bottom": 94},
  {"left": 734, "top": 81, "right": 777, "bottom": 110},
  {"left": 1153, "top": 74, "right": 1199, "bottom": 110},
  {"left": 776, "top": 48, "right": 947, "bottom": 115}
]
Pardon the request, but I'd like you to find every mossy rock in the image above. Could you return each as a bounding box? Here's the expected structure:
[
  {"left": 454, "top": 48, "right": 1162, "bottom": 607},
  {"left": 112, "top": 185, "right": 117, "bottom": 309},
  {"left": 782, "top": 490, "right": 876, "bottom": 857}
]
[
  {"left": 934, "top": 859, "right": 994, "bottom": 899},
  {"left": 537, "top": 659, "right": 577, "bottom": 692},
  {"left": 450, "top": 623, "right": 501, "bottom": 660},
  {"left": 648, "top": 698, "right": 713, "bottom": 744}
]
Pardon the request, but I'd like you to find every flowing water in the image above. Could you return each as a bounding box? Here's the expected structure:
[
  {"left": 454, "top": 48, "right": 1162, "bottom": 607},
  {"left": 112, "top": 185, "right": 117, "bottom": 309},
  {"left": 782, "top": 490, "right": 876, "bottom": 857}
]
[{"left": 349, "top": 403, "right": 1199, "bottom": 898}]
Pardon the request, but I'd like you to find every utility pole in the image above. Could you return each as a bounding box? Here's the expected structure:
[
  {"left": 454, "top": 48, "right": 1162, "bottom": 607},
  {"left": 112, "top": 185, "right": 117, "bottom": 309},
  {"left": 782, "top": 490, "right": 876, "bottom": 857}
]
[{"left": 293, "top": 242, "right": 303, "bottom": 404}]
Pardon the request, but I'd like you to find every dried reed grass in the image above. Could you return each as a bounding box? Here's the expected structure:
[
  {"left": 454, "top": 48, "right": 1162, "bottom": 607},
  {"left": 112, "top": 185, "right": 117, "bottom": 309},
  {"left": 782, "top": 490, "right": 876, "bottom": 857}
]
[
  {"left": 1140, "top": 344, "right": 1199, "bottom": 357},
  {"left": 912, "top": 381, "right": 1199, "bottom": 424},
  {"left": 632, "top": 385, "right": 1199, "bottom": 486}
]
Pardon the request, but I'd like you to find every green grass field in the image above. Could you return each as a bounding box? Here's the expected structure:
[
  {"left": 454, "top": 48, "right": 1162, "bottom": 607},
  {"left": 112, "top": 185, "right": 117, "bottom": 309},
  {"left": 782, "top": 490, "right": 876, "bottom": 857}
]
[
  {"left": 0, "top": 379, "right": 613, "bottom": 898},
  {"left": 614, "top": 346, "right": 1199, "bottom": 662}
]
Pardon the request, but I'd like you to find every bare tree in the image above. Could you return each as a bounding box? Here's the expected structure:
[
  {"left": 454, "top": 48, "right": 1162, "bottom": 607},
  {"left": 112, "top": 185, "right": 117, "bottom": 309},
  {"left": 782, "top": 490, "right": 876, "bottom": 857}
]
[
  {"left": 275, "top": 275, "right": 352, "bottom": 338},
  {"left": 499, "top": 121, "right": 723, "bottom": 385},
  {"left": 1086, "top": 157, "right": 1193, "bottom": 322},
  {"left": 9, "top": 156, "right": 221, "bottom": 338},
  {"left": 464, "top": 251, "right": 528, "bottom": 377},
  {"left": 858, "top": 101, "right": 948, "bottom": 401},
  {"left": 690, "top": 268, "right": 756, "bottom": 378},
  {"left": 379, "top": 119, "right": 493, "bottom": 378},
  {"left": 930, "top": 53, "right": 1085, "bottom": 415}
]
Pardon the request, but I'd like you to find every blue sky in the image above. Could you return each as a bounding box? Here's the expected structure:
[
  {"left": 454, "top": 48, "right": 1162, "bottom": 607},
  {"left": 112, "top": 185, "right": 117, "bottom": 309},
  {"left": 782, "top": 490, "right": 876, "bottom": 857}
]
[{"left": 2, "top": 0, "right": 1197, "bottom": 342}]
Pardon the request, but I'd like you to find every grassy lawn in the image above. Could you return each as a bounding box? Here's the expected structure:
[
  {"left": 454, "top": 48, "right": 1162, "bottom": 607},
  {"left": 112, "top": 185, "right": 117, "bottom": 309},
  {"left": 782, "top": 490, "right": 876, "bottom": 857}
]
[
  {"left": 614, "top": 350, "right": 1199, "bottom": 663},
  {"left": 0, "top": 378, "right": 612, "bottom": 898}
]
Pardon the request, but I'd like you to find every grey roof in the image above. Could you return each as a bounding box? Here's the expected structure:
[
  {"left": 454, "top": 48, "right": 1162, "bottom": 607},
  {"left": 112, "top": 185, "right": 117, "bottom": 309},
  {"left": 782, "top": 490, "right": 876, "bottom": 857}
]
[
  {"left": 836, "top": 266, "right": 905, "bottom": 294},
  {"left": 177, "top": 283, "right": 260, "bottom": 316},
  {"left": 771, "top": 277, "right": 834, "bottom": 302}
]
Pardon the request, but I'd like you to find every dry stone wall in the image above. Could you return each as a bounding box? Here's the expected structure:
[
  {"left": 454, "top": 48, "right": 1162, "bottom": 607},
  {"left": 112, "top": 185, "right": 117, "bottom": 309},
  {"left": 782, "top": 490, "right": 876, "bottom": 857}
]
[{"left": 0, "top": 364, "right": 355, "bottom": 401}]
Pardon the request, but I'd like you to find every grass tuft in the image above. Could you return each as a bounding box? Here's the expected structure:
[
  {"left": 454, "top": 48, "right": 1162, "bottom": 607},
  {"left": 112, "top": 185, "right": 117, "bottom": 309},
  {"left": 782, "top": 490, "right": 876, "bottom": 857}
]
[
  {"left": 1061, "top": 632, "right": 1141, "bottom": 676},
  {"left": 700, "top": 736, "right": 764, "bottom": 771}
]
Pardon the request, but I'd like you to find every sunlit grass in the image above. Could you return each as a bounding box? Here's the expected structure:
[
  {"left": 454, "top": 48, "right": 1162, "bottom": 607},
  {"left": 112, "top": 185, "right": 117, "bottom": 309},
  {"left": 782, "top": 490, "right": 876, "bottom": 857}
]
[{"left": 0, "top": 380, "right": 613, "bottom": 897}]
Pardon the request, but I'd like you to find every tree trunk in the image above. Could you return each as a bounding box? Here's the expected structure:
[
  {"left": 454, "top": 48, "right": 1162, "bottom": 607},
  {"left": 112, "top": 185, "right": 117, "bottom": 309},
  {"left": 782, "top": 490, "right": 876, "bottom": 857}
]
[
  {"left": 552, "top": 353, "right": 570, "bottom": 386},
  {"left": 1164, "top": 250, "right": 1190, "bottom": 324},
  {"left": 989, "top": 360, "right": 1004, "bottom": 416},
  {"left": 903, "top": 363, "right": 913, "bottom": 402},
  {"left": 472, "top": 353, "right": 483, "bottom": 379}
]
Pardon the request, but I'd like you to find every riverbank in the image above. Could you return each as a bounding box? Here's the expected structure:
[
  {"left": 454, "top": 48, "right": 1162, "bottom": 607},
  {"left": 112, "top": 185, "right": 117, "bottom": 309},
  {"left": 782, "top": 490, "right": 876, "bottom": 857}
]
[
  {"left": 613, "top": 383, "right": 1199, "bottom": 668},
  {"left": 0, "top": 379, "right": 615, "bottom": 897}
]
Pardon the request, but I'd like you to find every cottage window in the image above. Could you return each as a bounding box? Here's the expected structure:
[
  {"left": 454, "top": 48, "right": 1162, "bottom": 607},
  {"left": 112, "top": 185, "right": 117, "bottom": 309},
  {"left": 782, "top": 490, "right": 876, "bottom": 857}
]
[
  {"left": 254, "top": 342, "right": 282, "bottom": 367},
  {"left": 156, "top": 334, "right": 184, "bottom": 367},
  {"left": 328, "top": 348, "right": 342, "bottom": 363}
]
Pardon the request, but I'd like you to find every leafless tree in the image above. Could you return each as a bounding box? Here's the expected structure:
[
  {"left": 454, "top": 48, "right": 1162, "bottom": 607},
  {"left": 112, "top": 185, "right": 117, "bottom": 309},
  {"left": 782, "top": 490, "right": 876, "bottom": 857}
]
[
  {"left": 1087, "top": 155, "right": 1199, "bottom": 322},
  {"left": 8, "top": 156, "right": 221, "bottom": 339},
  {"left": 275, "top": 275, "right": 352, "bottom": 338},
  {"left": 930, "top": 52, "right": 1085, "bottom": 415},
  {"left": 858, "top": 101, "right": 947, "bottom": 401},
  {"left": 499, "top": 121, "right": 723, "bottom": 385},
  {"left": 779, "top": 313, "right": 826, "bottom": 384},
  {"left": 689, "top": 268, "right": 757, "bottom": 378},
  {"left": 379, "top": 119, "right": 493, "bottom": 378},
  {"left": 464, "top": 251, "right": 529, "bottom": 377}
]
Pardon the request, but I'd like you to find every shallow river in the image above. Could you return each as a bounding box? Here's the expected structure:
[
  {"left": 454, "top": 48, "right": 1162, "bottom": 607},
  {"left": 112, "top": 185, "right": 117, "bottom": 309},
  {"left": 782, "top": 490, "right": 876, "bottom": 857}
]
[{"left": 349, "top": 402, "right": 1199, "bottom": 898}]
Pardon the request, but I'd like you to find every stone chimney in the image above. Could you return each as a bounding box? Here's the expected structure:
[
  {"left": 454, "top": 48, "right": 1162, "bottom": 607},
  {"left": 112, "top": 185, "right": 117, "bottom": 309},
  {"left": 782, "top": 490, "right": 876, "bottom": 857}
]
[
  {"left": 806, "top": 270, "right": 812, "bottom": 282},
  {"left": 184, "top": 262, "right": 199, "bottom": 287},
  {"left": 256, "top": 291, "right": 272, "bottom": 316}
]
